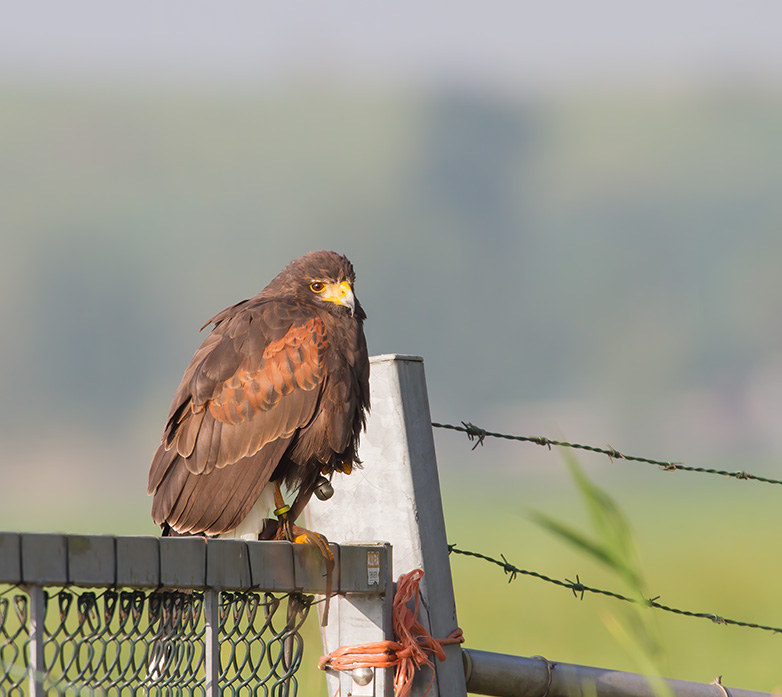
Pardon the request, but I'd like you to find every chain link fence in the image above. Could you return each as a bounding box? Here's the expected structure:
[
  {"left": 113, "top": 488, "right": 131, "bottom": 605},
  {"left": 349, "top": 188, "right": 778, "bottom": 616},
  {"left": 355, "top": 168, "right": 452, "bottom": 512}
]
[
  {"left": 0, "top": 584, "right": 311, "bottom": 695},
  {"left": 0, "top": 533, "right": 389, "bottom": 696}
]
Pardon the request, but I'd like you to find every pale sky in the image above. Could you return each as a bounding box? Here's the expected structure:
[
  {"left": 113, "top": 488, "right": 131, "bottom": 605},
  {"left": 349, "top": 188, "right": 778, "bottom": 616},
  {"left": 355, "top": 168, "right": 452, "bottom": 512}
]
[{"left": 2, "top": 0, "right": 781, "bottom": 89}]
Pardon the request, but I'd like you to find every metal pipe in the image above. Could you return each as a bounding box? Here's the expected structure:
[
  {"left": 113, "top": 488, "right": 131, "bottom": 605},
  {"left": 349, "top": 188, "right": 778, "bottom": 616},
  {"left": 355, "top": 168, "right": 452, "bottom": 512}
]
[{"left": 463, "top": 649, "right": 775, "bottom": 697}]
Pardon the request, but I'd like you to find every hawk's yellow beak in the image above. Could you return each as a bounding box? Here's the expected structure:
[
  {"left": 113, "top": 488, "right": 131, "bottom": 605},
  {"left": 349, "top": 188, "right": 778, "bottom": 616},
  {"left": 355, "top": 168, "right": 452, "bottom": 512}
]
[{"left": 321, "top": 281, "right": 356, "bottom": 315}]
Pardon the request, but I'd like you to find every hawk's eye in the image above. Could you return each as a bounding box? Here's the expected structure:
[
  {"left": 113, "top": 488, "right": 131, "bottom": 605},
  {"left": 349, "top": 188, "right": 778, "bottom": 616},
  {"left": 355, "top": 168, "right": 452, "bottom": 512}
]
[{"left": 310, "top": 281, "right": 326, "bottom": 293}]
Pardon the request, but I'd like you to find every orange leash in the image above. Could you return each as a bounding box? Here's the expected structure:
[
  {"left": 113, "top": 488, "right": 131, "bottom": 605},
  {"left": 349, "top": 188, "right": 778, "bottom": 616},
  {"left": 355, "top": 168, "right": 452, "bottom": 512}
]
[{"left": 319, "top": 569, "right": 464, "bottom": 697}]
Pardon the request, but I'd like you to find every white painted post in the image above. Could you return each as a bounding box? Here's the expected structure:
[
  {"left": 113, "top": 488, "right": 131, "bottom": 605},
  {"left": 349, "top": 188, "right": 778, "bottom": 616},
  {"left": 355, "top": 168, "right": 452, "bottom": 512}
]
[{"left": 306, "top": 354, "right": 467, "bottom": 697}]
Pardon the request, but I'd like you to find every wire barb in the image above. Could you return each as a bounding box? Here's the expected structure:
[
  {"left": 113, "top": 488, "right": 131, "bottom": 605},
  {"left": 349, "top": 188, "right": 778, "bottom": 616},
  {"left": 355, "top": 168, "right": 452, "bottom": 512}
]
[
  {"left": 565, "top": 575, "right": 586, "bottom": 600},
  {"left": 461, "top": 421, "right": 487, "bottom": 450},
  {"left": 432, "top": 421, "right": 782, "bottom": 487},
  {"left": 499, "top": 554, "right": 518, "bottom": 583}
]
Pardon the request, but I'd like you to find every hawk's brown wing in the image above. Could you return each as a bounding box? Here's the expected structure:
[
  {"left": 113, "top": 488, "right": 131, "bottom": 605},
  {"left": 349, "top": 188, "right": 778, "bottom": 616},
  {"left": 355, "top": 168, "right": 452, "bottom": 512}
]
[{"left": 148, "top": 300, "right": 329, "bottom": 535}]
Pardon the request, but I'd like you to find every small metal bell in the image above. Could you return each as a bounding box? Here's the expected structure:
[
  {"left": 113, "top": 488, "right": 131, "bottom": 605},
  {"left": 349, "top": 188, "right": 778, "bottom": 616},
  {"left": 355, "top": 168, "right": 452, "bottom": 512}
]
[{"left": 313, "top": 475, "right": 334, "bottom": 501}]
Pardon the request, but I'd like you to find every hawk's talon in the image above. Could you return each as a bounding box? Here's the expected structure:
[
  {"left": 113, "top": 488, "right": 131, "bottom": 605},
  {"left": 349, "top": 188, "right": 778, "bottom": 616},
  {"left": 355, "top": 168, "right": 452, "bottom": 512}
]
[
  {"left": 336, "top": 459, "right": 353, "bottom": 475},
  {"left": 320, "top": 459, "right": 353, "bottom": 476},
  {"left": 290, "top": 526, "right": 334, "bottom": 560}
]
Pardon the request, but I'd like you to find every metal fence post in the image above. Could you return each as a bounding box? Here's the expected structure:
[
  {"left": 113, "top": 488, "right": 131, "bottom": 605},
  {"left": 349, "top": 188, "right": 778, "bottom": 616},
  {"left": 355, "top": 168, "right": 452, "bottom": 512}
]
[
  {"left": 306, "top": 354, "right": 467, "bottom": 697},
  {"left": 204, "top": 588, "right": 220, "bottom": 697},
  {"left": 27, "top": 583, "right": 45, "bottom": 697}
]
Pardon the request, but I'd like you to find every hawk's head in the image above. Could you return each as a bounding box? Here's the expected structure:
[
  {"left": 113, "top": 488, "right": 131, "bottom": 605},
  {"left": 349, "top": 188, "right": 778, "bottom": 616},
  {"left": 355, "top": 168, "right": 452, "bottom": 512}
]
[{"left": 271, "top": 250, "right": 364, "bottom": 320}]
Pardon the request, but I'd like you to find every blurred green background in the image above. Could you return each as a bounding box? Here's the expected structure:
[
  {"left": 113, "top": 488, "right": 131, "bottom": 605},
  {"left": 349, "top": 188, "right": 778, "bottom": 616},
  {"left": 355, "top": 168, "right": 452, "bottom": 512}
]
[{"left": 1, "top": 2, "right": 781, "bottom": 693}]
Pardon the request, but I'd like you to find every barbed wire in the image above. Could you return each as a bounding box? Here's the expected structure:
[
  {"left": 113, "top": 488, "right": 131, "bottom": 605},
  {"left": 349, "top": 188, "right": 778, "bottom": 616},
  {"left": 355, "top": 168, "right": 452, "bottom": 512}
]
[
  {"left": 447, "top": 545, "right": 782, "bottom": 635},
  {"left": 432, "top": 421, "right": 782, "bottom": 486}
]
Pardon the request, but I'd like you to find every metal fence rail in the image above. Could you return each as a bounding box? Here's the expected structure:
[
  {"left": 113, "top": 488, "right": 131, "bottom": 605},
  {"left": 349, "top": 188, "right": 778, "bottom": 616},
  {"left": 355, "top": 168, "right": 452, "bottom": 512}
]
[
  {"left": 0, "top": 532, "right": 390, "bottom": 695},
  {"left": 462, "top": 649, "right": 776, "bottom": 697}
]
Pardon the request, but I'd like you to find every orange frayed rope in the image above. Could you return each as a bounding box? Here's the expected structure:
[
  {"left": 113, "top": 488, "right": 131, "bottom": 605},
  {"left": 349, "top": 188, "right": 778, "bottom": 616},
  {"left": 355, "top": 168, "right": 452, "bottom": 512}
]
[{"left": 318, "top": 568, "right": 464, "bottom": 697}]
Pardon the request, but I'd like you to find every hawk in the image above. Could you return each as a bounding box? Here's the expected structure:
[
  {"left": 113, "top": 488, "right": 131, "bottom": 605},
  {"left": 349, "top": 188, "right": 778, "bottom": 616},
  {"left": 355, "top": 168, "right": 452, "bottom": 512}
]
[{"left": 147, "top": 251, "right": 370, "bottom": 544}]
